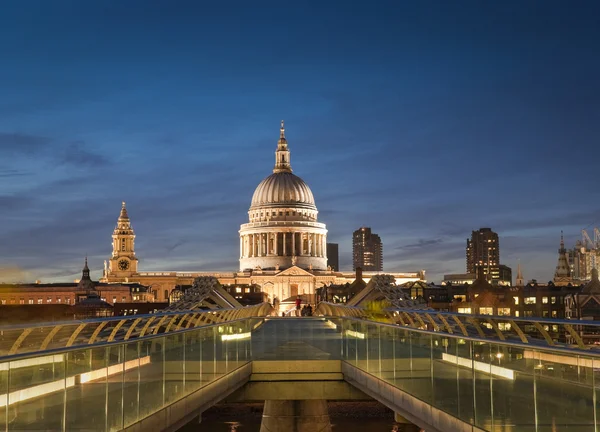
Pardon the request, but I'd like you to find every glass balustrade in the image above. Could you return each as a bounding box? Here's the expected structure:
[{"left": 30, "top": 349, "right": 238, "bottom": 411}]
[
  {"left": 0, "top": 316, "right": 598, "bottom": 432},
  {"left": 0, "top": 319, "right": 253, "bottom": 432},
  {"left": 341, "top": 318, "right": 599, "bottom": 432}
]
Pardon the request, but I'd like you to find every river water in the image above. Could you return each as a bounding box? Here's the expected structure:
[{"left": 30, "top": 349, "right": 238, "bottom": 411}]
[
  {"left": 183, "top": 419, "right": 396, "bottom": 431},
  {"left": 178, "top": 402, "right": 401, "bottom": 432}
]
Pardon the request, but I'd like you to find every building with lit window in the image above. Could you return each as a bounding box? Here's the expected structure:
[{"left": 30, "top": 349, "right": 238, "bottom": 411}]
[
  {"left": 352, "top": 227, "right": 383, "bottom": 271},
  {"left": 465, "top": 228, "right": 511, "bottom": 286}
]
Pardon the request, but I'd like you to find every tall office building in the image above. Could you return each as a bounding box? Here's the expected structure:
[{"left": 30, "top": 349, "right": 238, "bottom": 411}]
[
  {"left": 352, "top": 227, "right": 383, "bottom": 271},
  {"left": 326, "top": 243, "right": 339, "bottom": 271},
  {"left": 466, "top": 227, "right": 504, "bottom": 282}
]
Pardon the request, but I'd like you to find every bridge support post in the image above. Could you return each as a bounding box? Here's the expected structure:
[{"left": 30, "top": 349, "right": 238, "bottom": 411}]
[
  {"left": 259, "top": 400, "right": 332, "bottom": 432},
  {"left": 394, "top": 412, "right": 421, "bottom": 431}
]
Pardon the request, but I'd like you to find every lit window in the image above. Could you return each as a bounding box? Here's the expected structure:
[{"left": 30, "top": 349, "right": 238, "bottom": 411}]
[
  {"left": 28, "top": 299, "right": 34, "bottom": 304},
  {"left": 244, "top": 288, "right": 250, "bottom": 293},
  {"left": 551, "top": 297, "right": 557, "bottom": 304},
  {"left": 514, "top": 311, "right": 519, "bottom": 317},
  {"left": 524, "top": 297, "right": 536, "bottom": 305},
  {"left": 19, "top": 298, "right": 24, "bottom": 305},
  {"left": 542, "top": 297, "right": 548, "bottom": 304},
  {"left": 552, "top": 310, "right": 558, "bottom": 318},
  {"left": 498, "top": 323, "right": 511, "bottom": 331},
  {"left": 235, "top": 287, "right": 242, "bottom": 293},
  {"left": 458, "top": 307, "right": 472, "bottom": 314},
  {"left": 513, "top": 297, "right": 519, "bottom": 305},
  {"left": 113, "top": 297, "right": 117, "bottom": 303},
  {"left": 479, "top": 307, "right": 493, "bottom": 315},
  {"left": 498, "top": 308, "right": 511, "bottom": 316},
  {"left": 47, "top": 297, "right": 52, "bottom": 303},
  {"left": 57, "top": 298, "right": 62, "bottom": 303},
  {"left": 37, "top": 298, "right": 43, "bottom": 304},
  {"left": 0, "top": 300, "right": 5, "bottom": 305},
  {"left": 543, "top": 311, "right": 549, "bottom": 317},
  {"left": 66, "top": 298, "right": 71, "bottom": 304}
]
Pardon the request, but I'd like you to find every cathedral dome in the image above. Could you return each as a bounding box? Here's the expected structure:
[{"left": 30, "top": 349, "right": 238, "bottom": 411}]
[{"left": 250, "top": 172, "right": 316, "bottom": 210}]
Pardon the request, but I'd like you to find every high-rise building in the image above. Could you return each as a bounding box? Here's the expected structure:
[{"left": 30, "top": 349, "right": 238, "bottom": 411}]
[
  {"left": 326, "top": 243, "right": 339, "bottom": 271},
  {"left": 352, "top": 227, "right": 383, "bottom": 271},
  {"left": 466, "top": 227, "right": 508, "bottom": 284}
]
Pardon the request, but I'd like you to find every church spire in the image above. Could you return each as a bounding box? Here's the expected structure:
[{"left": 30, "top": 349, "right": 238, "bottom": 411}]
[
  {"left": 516, "top": 261, "right": 524, "bottom": 287},
  {"left": 273, "top": 120, "right": 292, "bottom": 173},
  {"left": 554, "top": 231, "right": 572, "bottom": 285}
]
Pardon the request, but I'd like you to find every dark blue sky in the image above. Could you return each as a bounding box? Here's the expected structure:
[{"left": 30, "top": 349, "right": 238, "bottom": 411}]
[{"left": 1, "top": 1, "right": 599, "bottom": 283}]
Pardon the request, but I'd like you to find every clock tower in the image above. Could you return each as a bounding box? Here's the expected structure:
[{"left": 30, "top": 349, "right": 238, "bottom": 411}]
[{"left": 108, "top": 201, "right": 138, "bottom": 278}]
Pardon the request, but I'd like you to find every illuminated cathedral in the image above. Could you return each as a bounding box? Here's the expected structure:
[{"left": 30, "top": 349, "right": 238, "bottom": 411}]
[{"left": 102, "top": 123, "right": 424, "bottom": 302}]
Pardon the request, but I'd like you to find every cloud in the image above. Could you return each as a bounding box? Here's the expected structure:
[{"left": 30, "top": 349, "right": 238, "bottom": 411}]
[
  {"left": 0, "top": 133, "right": 51, "bottom": 155},
  {"left": 397, "top": 238, "right": 444, "bottom": 249},
  {"left": 60, "top": 142, "right": 110, "bottom": 167},
  {"left": 0, "top": 132, "right": 110, "bottom": 169},
  {"left": 0, "top": 168, "right": 28, "bottom": 178}
]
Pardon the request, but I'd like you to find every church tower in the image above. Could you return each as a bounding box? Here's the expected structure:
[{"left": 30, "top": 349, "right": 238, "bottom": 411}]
[
  {"left": 516, "top": 261, "right": 525, "bottom": 287},
  {"left": 108, "top": 202, "right": 138, "bottom": 277},
  {"left": 553, "top": 231, "right": 572, "bottom": 286}
]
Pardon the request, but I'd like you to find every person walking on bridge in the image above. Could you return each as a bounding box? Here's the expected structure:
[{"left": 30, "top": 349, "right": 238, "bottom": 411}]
[
  {"left": 273, "top": 296, "right": 280, "bottom": 316},
  {"left": 295, "top": 296, "right": 302, "bottom": 316}
]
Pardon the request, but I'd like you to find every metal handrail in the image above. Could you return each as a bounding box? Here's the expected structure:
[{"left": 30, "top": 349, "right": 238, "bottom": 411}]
[
  {"left": 0, "top": 303, "right": 273, "bottom": 357},
  {"left": 316, "top": 302, "right": 600, "bottom": 351},
  {"left": 339, "top": 315, "right": 600, "bottom": 359}
]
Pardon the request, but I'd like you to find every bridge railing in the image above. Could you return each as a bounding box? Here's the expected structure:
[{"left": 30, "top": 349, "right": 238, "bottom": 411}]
[
  {"left": 316, "top": 302, "right": 600, "bottom": 351},
  {"left": 0, "top": 317, "right": 261, "bottom": 432},
  {"left": 0, "top": 303, "right": 272, "bottom": 357},
  {"left": 339, "top": 316, "right": 600, "bottom": 431}
]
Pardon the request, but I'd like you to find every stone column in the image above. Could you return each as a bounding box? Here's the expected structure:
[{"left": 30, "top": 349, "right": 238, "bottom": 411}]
[
  {"left": 260, "top": 400, "right": 332, "bottom": 432},
  {"left": 319, "top": 234, "right": 323, "bottom": 257},
  {"left": 292, "top": 232, "right": 296, "bottom": 258},
  {"left": 283, "top": 233, "right": 287, "bottom": 256},
  {"left": 239, "top": 236, "right": 243, "bottom": 259},
  {"left": 274, "top": 233, "right": 278, "bottom": 256},
  {"left": 249, "top": 234, "right": 253, "bottom": 257}
]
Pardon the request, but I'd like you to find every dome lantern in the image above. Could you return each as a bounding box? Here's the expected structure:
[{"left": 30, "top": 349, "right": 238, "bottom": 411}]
[{"left": 273, "top": 120, "right": 292, "bottom": 173}]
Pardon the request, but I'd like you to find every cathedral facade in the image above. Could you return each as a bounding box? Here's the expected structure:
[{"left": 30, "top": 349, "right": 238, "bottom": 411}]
[{"left": 102, "top": 123, "right": 425, "bottom": 302}]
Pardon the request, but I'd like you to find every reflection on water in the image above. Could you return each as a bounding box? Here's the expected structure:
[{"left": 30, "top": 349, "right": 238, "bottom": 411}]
[
  {"left": 183, "top": 419, "right": 397, "bottom": 431},
  {"left": 178, "top": 402, "right": 398, "bottom": 432}
]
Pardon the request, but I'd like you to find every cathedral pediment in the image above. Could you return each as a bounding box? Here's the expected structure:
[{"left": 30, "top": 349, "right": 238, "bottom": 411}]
[{"left": 276, "top": 266, "right": 313, "bottom": 277}]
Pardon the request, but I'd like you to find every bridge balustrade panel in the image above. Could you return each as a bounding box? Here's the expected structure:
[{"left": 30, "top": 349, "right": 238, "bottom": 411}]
[
  {"left": 0, "top": 319, "right": 254, "bottom": 432},
  {"left": 340, "top": 318, "right": 599, "bottom": 432}
]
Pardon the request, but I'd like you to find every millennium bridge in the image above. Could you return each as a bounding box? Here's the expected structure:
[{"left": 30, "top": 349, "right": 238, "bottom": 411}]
[{"left": 0, "top": 276, "right": 599, "bottom": 431}]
